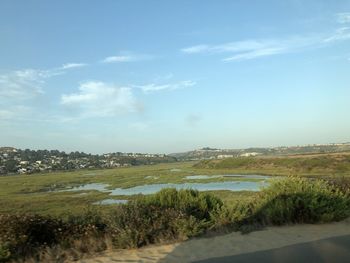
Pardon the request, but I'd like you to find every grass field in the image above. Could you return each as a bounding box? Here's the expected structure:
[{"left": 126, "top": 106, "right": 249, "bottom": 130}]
[
  {"left": 0, "top": 152, "right": 349, "bottom": 216},
  {"left": 0, "top": 162, "right": 263, "bottom": 216}
]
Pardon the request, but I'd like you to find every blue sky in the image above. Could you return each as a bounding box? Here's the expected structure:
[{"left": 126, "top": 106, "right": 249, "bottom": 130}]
[{"left": 1, "top": 0, "right": 350, "bottom": 153}]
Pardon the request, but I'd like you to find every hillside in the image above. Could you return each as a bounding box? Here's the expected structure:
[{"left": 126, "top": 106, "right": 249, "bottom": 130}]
[
  {"left": 171, "top": 143, "right": 350, "bottom": 161},
  {"left": 194, "top": 152, "right": 350, "bottom": 176}
]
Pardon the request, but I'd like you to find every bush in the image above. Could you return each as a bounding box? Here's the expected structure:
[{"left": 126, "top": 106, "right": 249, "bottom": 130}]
[
  {"left": 108, "top": 203, "right": 186, "bottom": 248},
  {"left": 0, "top": 244, "right": 10, "bottom": 263},
  {"left": 136, "top": 188, "right": 223, "bottom": 220},
  {"left": 245, "top": 177, "right": 350, "bottom": 226},
  {"left": 107, "top": 189, "right": 223, "bottom": 248},
  {"left": 0, "top": 183, "right": 349, "bottom": 261},
  {"left": 0, "top": 212, "right": 109, "bottom": 262},
  {"left": 0, "top": 214, "right": 66, "bottom": 259}
]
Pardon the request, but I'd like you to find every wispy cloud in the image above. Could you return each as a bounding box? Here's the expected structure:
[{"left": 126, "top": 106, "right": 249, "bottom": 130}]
[
  {"left": 60, "top": 63, "right": 88, "bottom": 69},
  {"left": 102, "top": 56, "right": 135, "bottom": 63},
  {"left": 181, "top": 15, "right": 350, "bottom": 62},
  {"left": 101, "top": 52, "right": 153, "bottom": 63},
  {"left": 336, "top": 12, "right": 350, "bottom": 24},
  {"left": 181, "top": 45, "right": 210, "bottom": 54},
  {"left": 323, "top": 27, "right": 350, "bottom": 42},
  {"left": 181, "top": 36, "right": 322, "bottom": 62},
  {"left": 61, "top": 81, "right": 140, "bottom": 117},
  {"left": 0, "top": 63, "right": 87, "bottom": 100},
  {"left": 136, "top": 80, "right": 196, "bottom": 93},
  {"left": 0, "top": 69, "right": 53, "bottom": 99},
  {"left": 222, "top": 47, "right": 287, "bottom": 62}
]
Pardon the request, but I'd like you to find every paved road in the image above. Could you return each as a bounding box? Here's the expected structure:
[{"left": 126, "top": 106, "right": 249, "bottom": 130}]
[{"left": 195, "top": 235, "right": 350, "bottom": 263}]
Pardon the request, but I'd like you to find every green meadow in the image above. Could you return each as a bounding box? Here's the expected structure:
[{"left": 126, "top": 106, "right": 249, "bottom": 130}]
[
  {"left": 1, "top": 153, "right": 350, "bottom": 216},
  {"left": 0, "top": 162, "right": 264, "bottom": 216}
]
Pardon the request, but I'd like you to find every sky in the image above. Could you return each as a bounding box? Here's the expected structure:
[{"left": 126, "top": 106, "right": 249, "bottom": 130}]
[{"left": 0, "top": 0, "right": 350, "bottom": 154}]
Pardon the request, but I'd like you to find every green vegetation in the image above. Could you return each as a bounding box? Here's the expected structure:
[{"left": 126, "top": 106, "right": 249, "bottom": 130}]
[
  {"left": 0, "top": 162, "right": 265, "bottom": 216},
  {"left": 1, "top": 155, "right": 350, "bottom": 261},
  {"left": 0, "top": 177, "right": 349, "bottom": 262},
  {"left": 243, "top": 177, "right": 350, "bottom": 225},
  {"left": 195, "top": 153, "right": 350, "bottom": 176},
  {"left": 0, "top": 154, "right": 349, "bottom": 216}
]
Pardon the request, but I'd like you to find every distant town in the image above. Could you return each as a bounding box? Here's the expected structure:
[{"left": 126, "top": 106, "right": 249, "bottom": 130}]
[
  {"left": 0, "top": 147, "right": 176, "bottom": 175},
  {"left": 1, "top": 142, "right": 350, "bottom": 175}
]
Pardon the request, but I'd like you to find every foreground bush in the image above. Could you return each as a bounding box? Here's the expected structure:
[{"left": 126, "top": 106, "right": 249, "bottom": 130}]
[
  {"left": 107, "top": 189, "right": 224, "bottom": 248},
  {"left": 0, "top": 182, "right": 349, "bottom": 262},
  {"left": 0, "top": 189, "right": 223, "bottom": 261},
  {"left": 137, "top": 188, "right": 223, "bottom": 220},
  {"left": 244, "top": 177, "right": 350, "bottom": 226},
  {"left": 0, "top": 212, "right": 107, "bottom": 262}
]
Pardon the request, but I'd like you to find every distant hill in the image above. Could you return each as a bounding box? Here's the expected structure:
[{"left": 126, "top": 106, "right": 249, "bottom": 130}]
[
  {"left": 194, "top": 152, "right": 350, "bottom": 176},
  {"left": 170, "top": 143, "right": 350, "bottom": 161}
]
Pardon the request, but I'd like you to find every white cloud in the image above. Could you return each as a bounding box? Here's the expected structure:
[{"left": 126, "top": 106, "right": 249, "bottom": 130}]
[
  {"left": 101, "top": 53, "right": 153, "bottom": 63},
  {"left": 323, "top": 27, "right": 350, "bottom": 42},
  {"left": 181, "top": 36, "right": 321, "bottom": 62},
  {"left": 0, "top": 69, "right": 49, "bottom": 99},
  {"left": 0, "top": 63, "right": 86, "bottom": 100},
  {"left": 336, "top": 12, "right": 350, "bottom": 24},
  {"left": 181, "top": 45, "right": 210, "bottom": 54},
  {"left": 137, "top": 80, "right": 196, "bottom": 93},
  {"left": 102, "top": 56, "right": 135, "bottom": 63},
  {"left": 222, "top": 47, "right": 287, "bottom": 62},
  {"left": 182, "top": 19, "right": 350, "bottom": 62},
  {"left": 61, "top": 81, "right": 139, "bottom": 117},
  {"left": 61, "top": 63, "right": 87, "bottom": 69}
]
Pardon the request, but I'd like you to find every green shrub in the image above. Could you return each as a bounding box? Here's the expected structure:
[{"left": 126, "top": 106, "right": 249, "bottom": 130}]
[
  {"left": 107, "top": 189, "right": 223, "bottom": 248},
  {"left": 0, "top": 244, "right": 10, "bottom": 263},
  {"left": 108, "top": 203, "right": 187, "bottom": 248},
  {"left": 0, "top": 182, "right": 348, "bottom": 261},
  {"left": 246, "top": 177, "right": 350, "bottom": 225},
  {"left": 0, "top": 214, "right": 66, "bottom": 259},
  {"left": 0, "top": 212, "right": 110, "bottom": 262},
  {"left": 136, "top": 188, "right": 223, "bottom": 220},
  {"left": 325, "top": 177, "right": 350, "bottom": 195}
]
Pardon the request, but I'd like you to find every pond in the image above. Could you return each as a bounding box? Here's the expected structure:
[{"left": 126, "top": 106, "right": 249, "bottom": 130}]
[
  {"left": 107, "top": 181, "right": 266, "bottom": 195},
  {"left": 62, "top": 174, "right": 270, "bottom": 196}
]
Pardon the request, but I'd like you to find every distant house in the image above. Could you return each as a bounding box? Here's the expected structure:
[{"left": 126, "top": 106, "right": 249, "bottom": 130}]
[
  {"left": 18, "top": 168, "right": 27, "bottom": 174},
  {"left": 217, "top": 154, "right": 233, "bottom": 159},
  {"left": 240, "top": 152, "right": 260, "bottom": 157}
]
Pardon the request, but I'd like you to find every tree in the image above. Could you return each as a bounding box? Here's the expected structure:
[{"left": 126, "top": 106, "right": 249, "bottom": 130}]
[{"left": 5, "top": 159, "right": 18, "bottom": 173}]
